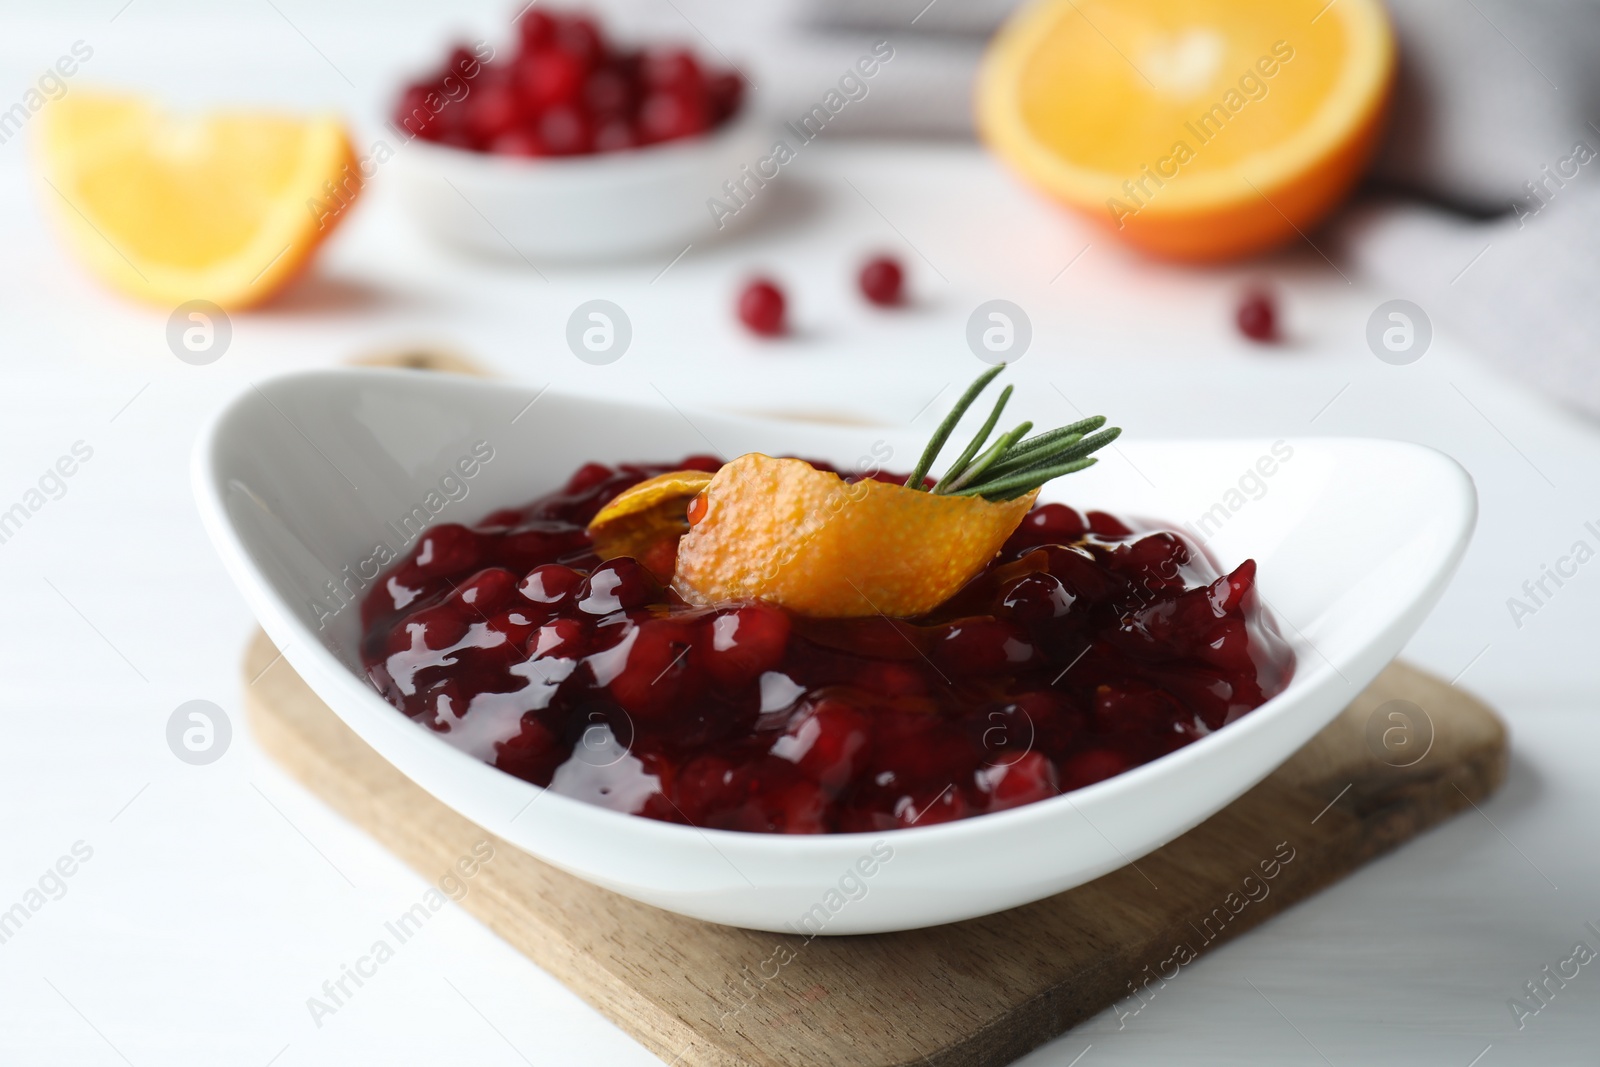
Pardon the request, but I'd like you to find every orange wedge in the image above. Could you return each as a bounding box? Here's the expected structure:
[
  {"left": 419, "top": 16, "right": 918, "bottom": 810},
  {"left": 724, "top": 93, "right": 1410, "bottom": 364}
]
[
  {"left": 37, "top": 92, "right": 359, "bottom": 308},
  {"left": 976, "top": 0, "right": 1394, "bottom": 260},
  {"left": 605, "top": 454, "right": 1038, "bottom": 618}
]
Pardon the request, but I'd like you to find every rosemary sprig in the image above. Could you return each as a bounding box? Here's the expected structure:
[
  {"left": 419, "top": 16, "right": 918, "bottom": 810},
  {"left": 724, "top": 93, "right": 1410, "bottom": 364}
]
[
  {"left": 935, "top": 384, "right": 1013, "bottom": 489},
  {"left": 938, "top": 420, "right": 1032, "bottom": 493},
  {"left": 906, "top": 365, "right": 1006, "bottom": 488},
  {"left": 910, "top": 367, "right": 1120, "bottom": 501}
]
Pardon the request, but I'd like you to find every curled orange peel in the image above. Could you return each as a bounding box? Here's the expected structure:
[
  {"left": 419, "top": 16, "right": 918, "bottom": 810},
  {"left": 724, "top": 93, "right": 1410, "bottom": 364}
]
[
  {"left": 589, "top": 454, "right": 1037, "bottom": 618},
  {"left": 587, "top": 469, "right": 713, "bottom": 563}
]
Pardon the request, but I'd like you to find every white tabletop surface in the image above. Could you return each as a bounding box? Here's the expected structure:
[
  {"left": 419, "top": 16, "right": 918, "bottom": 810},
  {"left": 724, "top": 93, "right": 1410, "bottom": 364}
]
[{"left": 2, "top": 4, "right": 1597, "bottom": 1065}]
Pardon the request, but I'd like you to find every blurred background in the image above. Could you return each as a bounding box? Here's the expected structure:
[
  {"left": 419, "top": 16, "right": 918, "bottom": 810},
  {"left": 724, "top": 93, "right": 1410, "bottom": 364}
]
[{"left": 3, "top": 1, "right": 1600, "bottom": 1064}]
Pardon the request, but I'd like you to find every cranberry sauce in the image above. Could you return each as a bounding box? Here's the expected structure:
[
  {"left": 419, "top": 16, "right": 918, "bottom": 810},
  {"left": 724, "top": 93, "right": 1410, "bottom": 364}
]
[{"left": 360, "top": 457, "right": 1295, "bottom": 834}]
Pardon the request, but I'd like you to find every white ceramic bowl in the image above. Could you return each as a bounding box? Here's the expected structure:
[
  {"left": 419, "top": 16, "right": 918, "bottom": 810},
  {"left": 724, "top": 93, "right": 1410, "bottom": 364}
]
[
  {"left": 395, "top": 107, "right": 771, "bottom": 263},
  {"left": 193, "top": 369, "right": 1476, "bottom": 933}
]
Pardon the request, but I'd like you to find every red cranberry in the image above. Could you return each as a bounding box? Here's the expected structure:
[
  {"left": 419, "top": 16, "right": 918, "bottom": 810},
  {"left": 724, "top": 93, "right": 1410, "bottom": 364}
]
[
  {"left": 555, "top": 16, "right": 604, "bottom": 68},
  {"left": 410, "top": 525, "right": 482, "bottom": 579},
  {"left": 1041, "top": 544, "right": 1120, "bottom": 603},
  {"left": 452, "top": 567, "right": 519, "bottom": 615},
  {"left": 680, "top": 454, "right": 724, "bottom": 473},
  {"left": 636, "top": 538, "right": 679, "bottom": 584},
  {"left": 577, "top": 558, "right": 661, "bottom": 614},
  {"left": 485, "top": 608, "right": 540, "bottom": 651},
  {"left": 518, "top": 10, "right": 557, "bottom": 51},
  {"left": 979, "top": 751, "right": 1060, "bottom": 812},
  {"left": 1209, "top": 559, "right": 1257, "bottom": 613},
  {"left": 465, "top": 82, "right": 522, "bottom": 141},
  {"left": 1060, "top": 748, "right": 1129, "bottom": 791},
  {"left": 937, "top": 618, "right": 1038, "bottom": 675},
  {"left": 701, "top": 603, "right": 790, "bottom": 687},
  {"left": 496, "top": 526, "right": 590, "bottom": 574},
  {"left": 495, "top": 715, "right": 563, "bottom": 784},
  {"left": 641, "top": 48, "right": 703, "bottom": 91},
  {"left": 737, "top": 278, "right": 785, "bottom": 336},
  {"left": 387, "top": 602, "right": 470, "bottom": 657},
  {"left": 858, "top": 256, "right": 904, "bottom": 306},
  {"left": 1086, "top": 510, "right": 1133, "bottom": 537},
  {"left": 445, "top": 45, "right": 482, "bottom": 81},
  {"left": 519, "top": 564, "right": 584, "bottom": 608},
  {"left": 606, "top": 619, "right": 701, "bottom": 718},
  {"left": 638, "top": 89, "right": 709, "bottom": 143},
  {"left": 565, "top": 462, "right": 614, "bottom": 495},
  {"left": 1094, "top": 681, "right": 1182, "bottom": 737},
  {"left": 763, "top": 777, "right": 833, "bottom": 834},
  {"left": 1002, "top": 691, "right": 1085, "bottom": 754},
  {"left": 1236, "top": 289, "right": 1278, "bottom": 342},
  {"left": 1006, "top": 503, "right": 1086, "bottom": 550},
  {"left": 707, "top": 72, "right": 743, "bottom": 124},
  {"left": 536, "top": 105, "right": 593, "bottom": 155},
  {"left": 395, "top": 85, "right": 438, "bottom": 139},
  {"left": 527, "top": 617, "right": 587, "bottom": 660},
  {"left": 518, "top": 49, "right": 585, "bottom": 109},
  {"left": 899, "top": 785, "right": 971, "bottom": 828},
  {"left": 999, "top": 573, "right": 1075, "bottom": 625},
  {"left": 772, "top": 698, "right": 871, "bottom": 790},
  {"left": 674, "top": 754, "right": 739, "bottom": 819},
  {"left": 853, "top": 661, "right": 929, "bottom": 699},
  {"left": 583, "top": 65, "right": 635, "bottom": 117}
]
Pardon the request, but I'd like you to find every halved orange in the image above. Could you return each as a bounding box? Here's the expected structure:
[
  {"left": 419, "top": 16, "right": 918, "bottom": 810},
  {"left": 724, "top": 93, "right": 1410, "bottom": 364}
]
[
  {"left": 977, "top": 0, "right": 1394, "bottom": 260},
  {"left": 36, "top": 92, "right": 359, "bottom": 308}
]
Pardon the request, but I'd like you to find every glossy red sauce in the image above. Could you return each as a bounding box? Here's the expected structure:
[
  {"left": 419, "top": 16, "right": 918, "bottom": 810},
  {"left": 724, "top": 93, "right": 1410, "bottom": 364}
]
[{"left": 360, "top": 456, "right": 1294, "bottom": 833}]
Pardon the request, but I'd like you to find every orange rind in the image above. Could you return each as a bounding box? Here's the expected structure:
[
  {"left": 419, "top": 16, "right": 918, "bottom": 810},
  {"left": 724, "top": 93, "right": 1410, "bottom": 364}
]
[
  {"left": 588, "top": 469, "right": 714, "bottom": 563},
  {"left": 593, "top": 454, "right": 1037, "bottom": 618}
]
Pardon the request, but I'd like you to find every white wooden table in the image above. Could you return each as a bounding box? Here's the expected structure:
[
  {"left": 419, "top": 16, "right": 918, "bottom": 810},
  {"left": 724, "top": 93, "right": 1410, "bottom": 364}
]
[{"left": 0, "top": 4, "right": 1594, "bottom": 1064}]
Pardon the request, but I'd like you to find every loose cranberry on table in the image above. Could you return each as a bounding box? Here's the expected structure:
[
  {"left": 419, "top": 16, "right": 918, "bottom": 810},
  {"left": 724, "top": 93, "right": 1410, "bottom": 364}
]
[
  {"left": 1236, "top": 288, "right": 1279, "bottom": 342},
  {"left": 393, "top": 7, "right": 744, "bottom": 158},
  {"left": 360, "top": 459, "right": 1295, "bottom": 835},
  {"left": 737, "top": 278, "right": 786, "bottom": 336},
  {"left": 859, "top": 255, "right": 905, "bottom": 306}
]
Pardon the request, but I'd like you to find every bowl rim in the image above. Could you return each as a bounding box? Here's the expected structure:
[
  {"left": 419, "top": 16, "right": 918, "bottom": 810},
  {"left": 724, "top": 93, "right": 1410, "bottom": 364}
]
[{"left": 193, "top": 367, "right": 1478, "bottom": 859}]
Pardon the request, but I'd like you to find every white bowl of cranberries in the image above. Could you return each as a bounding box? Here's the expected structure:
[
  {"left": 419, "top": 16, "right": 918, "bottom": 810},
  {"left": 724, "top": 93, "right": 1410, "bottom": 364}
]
[{"left": 392, "top": 9, "right": 767, "bottom": 263}]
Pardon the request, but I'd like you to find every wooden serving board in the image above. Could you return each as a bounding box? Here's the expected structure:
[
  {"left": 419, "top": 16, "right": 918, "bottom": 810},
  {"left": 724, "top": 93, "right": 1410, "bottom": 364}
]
[{"left": 243, "top": 631, "right": 1505, "bottom": 1067}]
